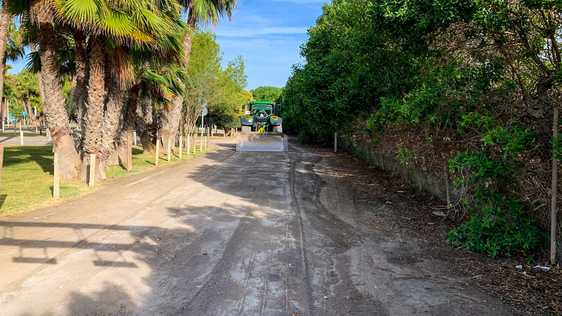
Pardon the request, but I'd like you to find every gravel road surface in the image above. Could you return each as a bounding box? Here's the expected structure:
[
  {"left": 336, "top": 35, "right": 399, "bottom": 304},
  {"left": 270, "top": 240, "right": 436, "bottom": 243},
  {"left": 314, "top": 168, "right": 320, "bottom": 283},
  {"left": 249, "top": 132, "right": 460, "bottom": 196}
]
[{"left": 0, "top": 139, "right": 510, "bottom": 315}]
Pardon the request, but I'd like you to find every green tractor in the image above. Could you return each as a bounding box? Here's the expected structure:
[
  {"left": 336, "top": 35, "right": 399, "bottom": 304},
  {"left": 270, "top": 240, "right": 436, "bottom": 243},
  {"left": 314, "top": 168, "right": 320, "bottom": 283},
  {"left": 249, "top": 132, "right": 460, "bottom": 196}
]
[{"left": 240, "top": 100, "right": 283, "bottom": 133}]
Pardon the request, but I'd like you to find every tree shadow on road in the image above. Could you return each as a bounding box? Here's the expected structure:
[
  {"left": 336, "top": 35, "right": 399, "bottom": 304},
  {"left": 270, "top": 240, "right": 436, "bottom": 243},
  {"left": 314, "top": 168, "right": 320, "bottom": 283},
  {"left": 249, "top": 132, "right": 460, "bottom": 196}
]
[
  {"left": 4, "top": 146, "right": 54, "bottom": 175},
  {"left": 0, "top": 202, "right": 259, "bottom": 315}
]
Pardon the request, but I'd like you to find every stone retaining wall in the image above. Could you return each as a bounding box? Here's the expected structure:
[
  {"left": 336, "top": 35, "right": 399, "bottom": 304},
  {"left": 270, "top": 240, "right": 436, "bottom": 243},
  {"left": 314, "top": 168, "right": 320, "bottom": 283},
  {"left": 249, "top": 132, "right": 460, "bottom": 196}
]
[{"left": 338, "top": 135, "right": 462, "bottom": 204}]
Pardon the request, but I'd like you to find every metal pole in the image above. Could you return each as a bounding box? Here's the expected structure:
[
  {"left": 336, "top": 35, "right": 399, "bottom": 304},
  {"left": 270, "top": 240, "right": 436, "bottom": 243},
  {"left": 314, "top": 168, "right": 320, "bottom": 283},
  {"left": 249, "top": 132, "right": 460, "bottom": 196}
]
[{"left": 334, "top": 132, "right": 338, "bottom": 153}]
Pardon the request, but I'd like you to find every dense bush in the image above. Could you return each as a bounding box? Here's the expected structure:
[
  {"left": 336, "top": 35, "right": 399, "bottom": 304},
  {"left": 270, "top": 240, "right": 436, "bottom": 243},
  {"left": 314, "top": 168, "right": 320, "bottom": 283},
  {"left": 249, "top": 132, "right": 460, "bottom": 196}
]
[
  {"left": 448, "top": 193, "right": 543, "bottom": 257},
  {"left": 281, "top": 0, "right": 562, "bottom": 257}
]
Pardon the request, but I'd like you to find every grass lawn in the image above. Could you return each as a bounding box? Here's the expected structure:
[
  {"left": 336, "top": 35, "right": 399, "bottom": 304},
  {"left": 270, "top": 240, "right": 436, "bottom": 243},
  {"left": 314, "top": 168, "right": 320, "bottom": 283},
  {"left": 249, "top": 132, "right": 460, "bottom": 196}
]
[{"left": 0, "top": 145, "right": 205, "bottom": 215}]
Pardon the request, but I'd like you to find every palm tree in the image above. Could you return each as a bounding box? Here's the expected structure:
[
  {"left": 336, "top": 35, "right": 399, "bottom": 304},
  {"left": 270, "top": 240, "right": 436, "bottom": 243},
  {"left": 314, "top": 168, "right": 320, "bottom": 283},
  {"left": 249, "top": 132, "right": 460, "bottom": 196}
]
[
  {"left": 182, "top": 0, "right": 236, "bottom": 64},
  {"left": 0, "top": 1, "right": 10, "bottom": 127},
  {"left": 11, "top": 0, "right": 183, "bottom": 179},
  {"left": 159, "top": 0, "right": 236, "bottom": 149},
  {"left": 19, "top": 1, "right": 82, "bottom": 179}
]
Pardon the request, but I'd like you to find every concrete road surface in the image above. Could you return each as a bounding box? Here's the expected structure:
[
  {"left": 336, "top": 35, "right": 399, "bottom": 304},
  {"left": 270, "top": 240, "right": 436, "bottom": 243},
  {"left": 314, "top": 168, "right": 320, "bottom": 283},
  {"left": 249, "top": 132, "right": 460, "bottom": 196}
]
[
  {"left": 0, "top": 139, "right": 510, "bottom": 315},
  {"left": 237, "top": 134, "right": 288, "bottom": 152},
  {"left": 0, "top": 133, "right": 51, "bottom": 146}
]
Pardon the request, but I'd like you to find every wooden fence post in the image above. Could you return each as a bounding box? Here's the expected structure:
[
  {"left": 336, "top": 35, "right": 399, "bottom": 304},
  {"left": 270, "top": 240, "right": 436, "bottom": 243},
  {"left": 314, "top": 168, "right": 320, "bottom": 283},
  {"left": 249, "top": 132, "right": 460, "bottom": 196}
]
[
  {"left": 187, "top": 134, "right": 191, "bottom": 155},
  {"left": 0, "top": 144, "right": 4, "bottom": 187},
  {"left": 19, "top": 121, "right": 23, "bottom": 146},
  {"left": 334, "top": 132, "right": 338, "bottom": 153},
  {"left": 88, "top": 154, "right": 96, "bottom": 188},
  {"left": 205, "top": 128, "right": 209, "bottom": 152},
  {"left": 155, "top": 131, "right": 160, "bottom": 166},
  {"left": 551, "top": 105, "right": 560, "bottom": 264},
  {"left": 126, "top": 130, "right": 133, "bottom": 171},
  {"left": 53, "top": 150, "right": 60, "bottom": 199},
  {"left": 200, "top": 129, "right": 204, "bottom": 153},
  {"left": 179, "top": 135, "right": 183, "bottom": 159},
  {"left": 166, "top": 137, "right": 172, "bottom": 162},
  {"left": 445, "top": 163, "right": 451, "bottom": 209}
]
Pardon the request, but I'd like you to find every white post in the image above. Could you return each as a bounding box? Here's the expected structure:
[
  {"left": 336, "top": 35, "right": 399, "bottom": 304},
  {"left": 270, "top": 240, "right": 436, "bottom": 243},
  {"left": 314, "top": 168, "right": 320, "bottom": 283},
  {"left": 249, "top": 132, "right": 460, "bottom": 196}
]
[
  {"left": 133, "top": 131, "right": 137, "bottom": 146},
  {"left": 334, "top": 132, "right": 338, "bottom": 153}
]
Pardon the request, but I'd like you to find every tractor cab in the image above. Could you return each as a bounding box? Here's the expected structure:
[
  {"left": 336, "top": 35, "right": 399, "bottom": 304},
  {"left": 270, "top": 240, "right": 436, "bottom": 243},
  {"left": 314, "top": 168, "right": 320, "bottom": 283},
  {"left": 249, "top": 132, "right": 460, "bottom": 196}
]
[{"left": 240, "top": 101, "right": 283, "bottom": 133}]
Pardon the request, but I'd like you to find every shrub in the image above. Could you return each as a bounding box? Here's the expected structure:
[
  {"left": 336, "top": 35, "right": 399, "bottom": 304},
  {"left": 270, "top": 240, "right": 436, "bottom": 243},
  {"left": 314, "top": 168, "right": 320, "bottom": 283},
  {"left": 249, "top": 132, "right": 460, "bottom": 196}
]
[
  {"left": 448, "top": 191, "right": 543, "bottom": 257},
  {"left": 448, "top": 123, "right": 542, "bottom": 257}
]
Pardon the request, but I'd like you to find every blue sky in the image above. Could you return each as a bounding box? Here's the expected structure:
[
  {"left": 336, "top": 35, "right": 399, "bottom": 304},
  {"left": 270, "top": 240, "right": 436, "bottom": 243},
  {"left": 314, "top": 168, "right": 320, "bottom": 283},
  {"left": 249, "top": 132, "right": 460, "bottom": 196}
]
[
  {"left": 8, "top": 0, "right": 328, "bottom": 90},
  {"left": 211, "top": 0, "right": 327, "bottom": 89}
]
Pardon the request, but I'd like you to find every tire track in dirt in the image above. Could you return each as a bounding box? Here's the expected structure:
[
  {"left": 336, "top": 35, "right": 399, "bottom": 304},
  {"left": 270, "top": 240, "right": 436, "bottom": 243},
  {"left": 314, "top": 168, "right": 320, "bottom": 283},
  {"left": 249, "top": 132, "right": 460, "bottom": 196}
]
[
  {"left": 288, "top": 156, "right": 314, "bottom": 316},
  {"left": 289, "top": 150, "right": 389, "bottom": 316}
]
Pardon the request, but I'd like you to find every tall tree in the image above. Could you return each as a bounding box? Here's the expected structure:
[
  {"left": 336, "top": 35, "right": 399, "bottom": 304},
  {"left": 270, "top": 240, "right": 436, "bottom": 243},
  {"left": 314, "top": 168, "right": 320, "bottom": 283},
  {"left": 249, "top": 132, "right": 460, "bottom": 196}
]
[
  {"left": 251, "top": 86, "right": 283, "bottom": 102},
  {"left": 0, "top": 0, "right": 10, "bottom": 126},
  {"left": 11, "top": 0, "right": 184, "bottom": 179},
  {"left": 159, "top": 0, "right": 236, "bottom": 148}
]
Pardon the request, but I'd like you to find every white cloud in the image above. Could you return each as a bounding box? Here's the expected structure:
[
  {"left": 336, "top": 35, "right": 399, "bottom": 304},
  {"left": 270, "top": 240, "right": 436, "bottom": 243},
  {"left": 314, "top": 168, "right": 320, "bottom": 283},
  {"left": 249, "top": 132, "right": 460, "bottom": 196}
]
[{"left": 215, "top": 26, "right": 308, "bottom": 38}]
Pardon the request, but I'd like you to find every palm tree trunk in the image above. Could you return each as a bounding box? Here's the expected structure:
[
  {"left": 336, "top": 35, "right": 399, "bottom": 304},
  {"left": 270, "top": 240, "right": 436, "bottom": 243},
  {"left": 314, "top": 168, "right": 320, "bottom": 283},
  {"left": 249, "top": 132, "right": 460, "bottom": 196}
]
[
  {"left": 102, "top": 84, "right": 125, "bottom": 167},
  {"left": 83, "top": 38, "right": 106, "bottom": 180},
  {"left": 70, "top": 31, "right": 88, "bottom": 127},
  {"left": 160, "top": 96, "right": 183, "bottom": 153},
  {"left": 23, "top": 98, "right": 36, "bottom": 125},
  {"left": 136, "top": 97, "right": 156, "bottom": 153},
  {"left": 0, "top": 1, "right": 10, "bottom": 127},
  {"left": 33, "top": 2, "right": 80, "bottom": 180},
  {"left": 159, "top": 25, "right": 195, "bottom": 149},
  {"left": 183, "top": 26, "right": 195, "bottom": 65}
]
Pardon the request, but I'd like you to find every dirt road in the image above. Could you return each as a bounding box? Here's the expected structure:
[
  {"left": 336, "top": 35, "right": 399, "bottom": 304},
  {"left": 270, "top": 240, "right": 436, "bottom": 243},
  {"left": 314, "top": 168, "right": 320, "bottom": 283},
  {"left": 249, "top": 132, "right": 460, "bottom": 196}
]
[{"left": 0, "top": 140, "right": 510, "bottom": 315}]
